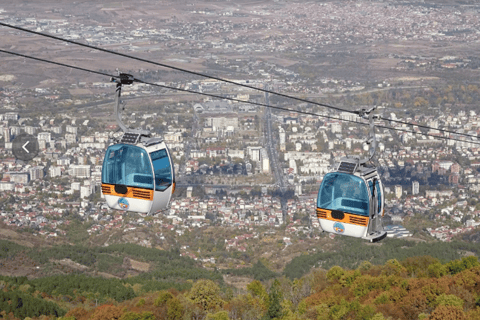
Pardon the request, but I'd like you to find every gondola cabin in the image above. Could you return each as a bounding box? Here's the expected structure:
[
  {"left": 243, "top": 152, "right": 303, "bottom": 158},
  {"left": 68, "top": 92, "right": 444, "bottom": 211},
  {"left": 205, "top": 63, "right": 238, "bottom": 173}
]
[
  {"left": 316, "top": 157, "right": 386, "bottom": 242},
  {"left": 101, "top": 132, "right": 175, "bottom": 215}
]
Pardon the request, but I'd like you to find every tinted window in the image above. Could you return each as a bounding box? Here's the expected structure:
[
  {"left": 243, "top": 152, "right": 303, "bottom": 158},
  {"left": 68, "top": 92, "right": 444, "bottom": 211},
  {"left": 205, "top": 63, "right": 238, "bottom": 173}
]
[
  {"left": 376, "top": 180, "right": 382, "bottom": 214},
  {"left": 150, "top": 149, "right": 172, "bottom": 191},
  {"left": 102, "top": 144, "right": 153, "bottom": 189},
  {"left": 317, "top": 172, "right": 369, "bottom": 216}
]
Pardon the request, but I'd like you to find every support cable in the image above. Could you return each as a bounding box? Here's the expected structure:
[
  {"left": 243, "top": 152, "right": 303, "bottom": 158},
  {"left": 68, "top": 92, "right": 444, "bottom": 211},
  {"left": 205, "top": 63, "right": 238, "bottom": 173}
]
[
  {"left": 0, "top": 48, "right": 479, "bottom": 146},
  {"left": 1, "top": 21, "right": 478, "bottom": 141}
]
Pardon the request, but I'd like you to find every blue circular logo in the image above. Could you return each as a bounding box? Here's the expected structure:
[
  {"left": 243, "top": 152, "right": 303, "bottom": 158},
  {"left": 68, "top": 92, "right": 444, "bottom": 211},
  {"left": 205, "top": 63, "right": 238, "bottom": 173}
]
[
  {"left": 118, "top": 197, "right": 129, "bottom": 210},
  {"left": 333, "top": 222, "right": 345, "bottom": 234}
]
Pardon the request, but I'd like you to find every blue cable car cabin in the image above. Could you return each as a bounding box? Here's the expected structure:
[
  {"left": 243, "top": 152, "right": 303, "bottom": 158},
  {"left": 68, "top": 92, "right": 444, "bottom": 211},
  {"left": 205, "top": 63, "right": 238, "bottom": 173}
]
[
  {"left": 316, "top": 160, "right": 386, "bottom": 242},
  {"left": 101, "top": 139, "right": 175, "bottom": 215}
]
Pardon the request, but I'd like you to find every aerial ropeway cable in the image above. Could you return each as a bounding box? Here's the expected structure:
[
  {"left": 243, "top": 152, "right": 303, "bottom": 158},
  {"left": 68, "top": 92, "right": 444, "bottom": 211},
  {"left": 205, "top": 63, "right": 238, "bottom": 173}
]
[
  {"left": 0, "top": 48, "right": 478, "bottom": 146},
  {"left": 1, "top": 21, "right": 478, "bottom": 143}
]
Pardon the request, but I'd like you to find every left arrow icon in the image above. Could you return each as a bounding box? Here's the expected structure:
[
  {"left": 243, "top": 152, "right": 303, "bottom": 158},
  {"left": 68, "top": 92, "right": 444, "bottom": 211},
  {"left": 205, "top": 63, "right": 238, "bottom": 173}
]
[
  {"left": 22, "top": 141, "right": 30, "bottom": 153},
  {"left": 13, "top": 134, "right": 38, "bottom": 162}
]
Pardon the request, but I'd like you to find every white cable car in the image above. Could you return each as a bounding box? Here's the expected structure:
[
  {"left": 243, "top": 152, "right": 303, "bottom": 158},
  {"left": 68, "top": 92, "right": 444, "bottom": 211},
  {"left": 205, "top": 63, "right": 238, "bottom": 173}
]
[
  {"left": 101, "top": 74, "right": 175, "bottom": 215},
  {"left": 316, "top": 108, "right": 387, "bottom": 242}
]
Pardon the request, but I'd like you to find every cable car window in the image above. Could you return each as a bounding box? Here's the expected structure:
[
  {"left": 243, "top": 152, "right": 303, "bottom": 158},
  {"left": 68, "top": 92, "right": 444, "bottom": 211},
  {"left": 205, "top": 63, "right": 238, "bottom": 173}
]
[
  {"left": 376, "top": 180, "right": 382, "bottom": 214},
  {"left": 318, "top": 172, "right": 369, "bottom": 216},
  {"left": 150, "top": 149, "right": 172, "bottom": 191},
  {"left": 102, "top": 144, "right": 154, "bottom": 189}
]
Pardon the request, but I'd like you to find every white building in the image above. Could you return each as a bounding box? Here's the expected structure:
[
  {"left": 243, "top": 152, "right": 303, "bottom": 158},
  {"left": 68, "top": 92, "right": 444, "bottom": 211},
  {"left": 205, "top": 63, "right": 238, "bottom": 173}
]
[
  {"left": 261, "top": 148, "right": 270, "bottom": 174},
  {"left": 205, "top": 116, "right": 238, "bottom": 132},
  {"left": 227, "top": 149, "right": 245, "bottom": 159},
  {"left": 7, "top": 172, "right": 29, "bottom": 184},
  {"left": 80, "top": 185, "right": 93, "bottom": 199},
  {"left": 66, "top": 125, "right": 78, "bottom": 134},
  {"left": 0, "top": 182, "right": 14, "bottom": 191},
  {"left": 395, "top": 185, "right": 403, "bottom": 199},
  {"left": 65, "top": 133, "right": 77, "bottom": 144},
  {"left": 38, "top": 132, "right": 52, "bottom": 142},
  {"left": 71, "top": 182, "right": 81, "bottom": 191},
  {"left": 331, "top": 123, "right": 342, "bottom": 133},
  {"left": 52, "top": 126, "right": 62, "bottom": 134},
  {"left": 187, "top": 186, "right": 193, "bottom": 198},
  {"left": 29, "top": 166, "right": 44, "bottom": 180},
  {"left": 0, "top": 112, "right": 19, "bottom": 121},
  {"left": 25, "top": 126, "right": 37, "bottom": 135},
  {"left": 49, "top": 166, "right": 62, "bottom": 178},
  {"left": 2, "top": 127, "right": 10, "bottom": 143},
  {"left": 57, "top": 158, "right": 71, "bottom": 166},
  {"left": 164, "top": 131, "right": 183, "bottom": 143},
  {"left": 247, "top": 146, "right": 262, "bottom": 162},
  {"left": 70, "top": 165, "right": 91, "bottom": 178},
  {"left": 412, "top": 181, "right": 419, "bottom": 195}
]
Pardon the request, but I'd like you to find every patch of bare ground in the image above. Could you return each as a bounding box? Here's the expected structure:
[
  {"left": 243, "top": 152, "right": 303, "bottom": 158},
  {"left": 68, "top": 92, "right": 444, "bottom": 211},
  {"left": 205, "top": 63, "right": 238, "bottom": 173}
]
[
  {"left": 53, "top": 259, "right": 89, "bottom": 272},
  {"left": 0, "top": 226, "right": 54, "bottom": 248},
  {"left": 125, "top": 258, "right": 151, "bottom": 272},
  {"left": 68, "top": 88, "right": 93, "bottom": 95},
  {"left": 269, "top": 244, "right": 308, "bottom": 272},
  {"left": 97, "top": 272, "right": 120, "bottom": 279},
  {"left": 223, "top": 274, "right": 252, "bottom": 291},
  {"left": 0, "top": 253, "right": 42, "bottom": 278}
]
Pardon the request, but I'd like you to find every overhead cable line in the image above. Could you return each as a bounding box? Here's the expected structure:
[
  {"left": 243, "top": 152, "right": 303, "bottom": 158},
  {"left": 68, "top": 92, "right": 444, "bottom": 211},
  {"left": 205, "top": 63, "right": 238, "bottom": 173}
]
[
  {"left": 1, "top": 21, "right": 478, "bottom": 142},
  {"left": 138, "top": 78, "right": 480, "bottom": 146},
  {"left": 0, "top": 21, "right": 359, "bottom": 114},
  {"left": 0, "top": 48, "right": 479, "bottom": 147},
  {"left": 0, "top": 49, "right": 360, "bottom": 124},
  {"left": 3, "top": 22, "right": 478, "bottom": 143}
]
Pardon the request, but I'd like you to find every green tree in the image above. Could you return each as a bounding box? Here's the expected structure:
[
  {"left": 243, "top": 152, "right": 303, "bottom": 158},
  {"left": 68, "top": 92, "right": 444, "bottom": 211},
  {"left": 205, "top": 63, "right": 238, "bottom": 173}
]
[
  {"left": 435, "top": 294, "right": 464, "bottom": 309},
  {"left": 266, "top": 280, "right": 283, "bottom": 319},
  {"left": 428, "top": 262, "right": 447, "bottom": 278},
  {"left": 247, "top": 280, "right": 268, "bottom": 301},
  {"left": 154, "top": 291, "right": 174, "bottom": 306},
  {"left": 326, "top": 266, "right": 345, "bottom": 283}
]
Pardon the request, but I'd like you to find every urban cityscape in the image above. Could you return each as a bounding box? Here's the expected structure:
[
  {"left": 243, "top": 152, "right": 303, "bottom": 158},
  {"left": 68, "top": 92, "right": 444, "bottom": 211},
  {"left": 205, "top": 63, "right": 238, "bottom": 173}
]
[{"left": 0, "top": 0, "right": 480, "bottom": 318}]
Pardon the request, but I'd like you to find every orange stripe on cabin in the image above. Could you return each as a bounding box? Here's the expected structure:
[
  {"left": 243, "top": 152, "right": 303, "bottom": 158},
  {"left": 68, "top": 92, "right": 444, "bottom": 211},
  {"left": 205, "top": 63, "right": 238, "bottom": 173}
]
[
  {"left": 101, "top": 184, "right": 153, "bottom": 201},
  {"left": 316, "top": 208, "right": 369, "bottom": 227}
]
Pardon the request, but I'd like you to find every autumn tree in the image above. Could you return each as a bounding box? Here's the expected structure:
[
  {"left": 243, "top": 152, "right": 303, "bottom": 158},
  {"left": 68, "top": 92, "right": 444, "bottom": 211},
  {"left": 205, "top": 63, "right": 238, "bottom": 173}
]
[
  {"left": 119, "top": 312, "right": 155, "bottom": 320},
  {"left": 167, "top": 296, "right": 184, "bottom": 320},
  {"left": 89, "top": 305, "right": 124, "bottom": 320},
  {"left": 429, "top": 305, "right": 467, "bottom": 320},
  {"left": 188, "top": 279, "right": 224, "bottom": 313}
]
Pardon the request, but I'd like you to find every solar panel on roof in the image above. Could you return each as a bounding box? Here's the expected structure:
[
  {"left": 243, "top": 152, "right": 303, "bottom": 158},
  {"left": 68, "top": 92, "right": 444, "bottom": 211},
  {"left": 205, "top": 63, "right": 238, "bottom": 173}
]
[
  {"left": 120, "top": 132, "right": 140, "bottom": 144},
  {"left": 338, "top": 161, "right": 357, "bottom": 174}
]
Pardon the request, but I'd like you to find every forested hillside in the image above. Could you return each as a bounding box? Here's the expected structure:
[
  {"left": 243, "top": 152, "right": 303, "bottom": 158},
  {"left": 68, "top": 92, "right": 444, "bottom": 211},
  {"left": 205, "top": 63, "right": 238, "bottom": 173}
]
[{"left": 1, "top": 251, "right": 480, "bottom": 319}]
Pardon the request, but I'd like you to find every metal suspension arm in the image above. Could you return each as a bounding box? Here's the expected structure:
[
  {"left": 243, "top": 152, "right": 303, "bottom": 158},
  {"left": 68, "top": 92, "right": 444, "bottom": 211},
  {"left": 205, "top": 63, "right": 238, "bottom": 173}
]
[
  {"left": 111, "top": 73, "right": 135, "bottom": 133},
  {"left": 358, "top": 106, "right": 378, "bottom": 164}
]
